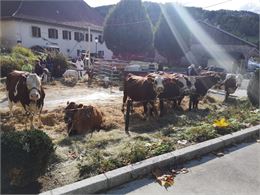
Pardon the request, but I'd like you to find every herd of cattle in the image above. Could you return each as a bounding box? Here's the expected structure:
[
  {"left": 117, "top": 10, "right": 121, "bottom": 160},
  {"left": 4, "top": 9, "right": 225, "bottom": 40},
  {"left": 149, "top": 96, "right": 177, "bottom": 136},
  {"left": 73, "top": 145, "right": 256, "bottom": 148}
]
[{"left": 5, "top": 69, "right": 243, "bottom": 135}]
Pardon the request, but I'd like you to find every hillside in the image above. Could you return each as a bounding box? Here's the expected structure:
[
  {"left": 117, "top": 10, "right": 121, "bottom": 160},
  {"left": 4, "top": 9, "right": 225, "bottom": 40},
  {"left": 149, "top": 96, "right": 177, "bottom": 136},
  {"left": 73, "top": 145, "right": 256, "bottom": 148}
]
[{"left": 95, "top": 2, "right": 259, "bottom": 45}]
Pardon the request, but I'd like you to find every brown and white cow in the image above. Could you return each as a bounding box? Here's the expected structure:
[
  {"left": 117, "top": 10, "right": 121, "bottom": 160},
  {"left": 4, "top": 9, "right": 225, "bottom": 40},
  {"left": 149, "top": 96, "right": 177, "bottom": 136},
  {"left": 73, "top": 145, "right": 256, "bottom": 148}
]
[
  {"left": 6, "top": 71, "right": 45, "bottom": 129},
  {"left": 64, "top": 102, "right": 104, "bottom": 136},
  {"left": 148, "top": 72, "right": 193, "bottom": 115},
  {"left": 122, "top": 73, "right": 164, "bottom": 119},
  {"left": 188, "top": 74, "right": 221, "bottom": 110},
  {"left": 221, "top": 73, "right": 243, "bottom": 100},
  {"left": 200, "top": 71, "right": 243, "bottom": 100}
]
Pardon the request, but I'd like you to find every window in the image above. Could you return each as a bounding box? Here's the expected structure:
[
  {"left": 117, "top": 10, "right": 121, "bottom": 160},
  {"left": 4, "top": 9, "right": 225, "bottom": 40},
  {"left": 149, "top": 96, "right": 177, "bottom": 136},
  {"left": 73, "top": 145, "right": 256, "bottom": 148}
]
[
  {"left": 85, "top": 33, "right": 89, "bottom": 42},
  {"left": 62, "top": 30, "right": 71, "bottom": 40},
  {"left": 74, "top": 32, "right": 84, "bottom": 42},
  {"left": 98, "top": 35, "right": 103, "bottom": 43},
  {"left": 48, "top": 28, "right": 58, "bottom": 39},
  {"left": 32, "top": 26, "right": 41, "bottom": 37},
  {"left": 90, "top": 34, "right": 93, "bottom": 42}
]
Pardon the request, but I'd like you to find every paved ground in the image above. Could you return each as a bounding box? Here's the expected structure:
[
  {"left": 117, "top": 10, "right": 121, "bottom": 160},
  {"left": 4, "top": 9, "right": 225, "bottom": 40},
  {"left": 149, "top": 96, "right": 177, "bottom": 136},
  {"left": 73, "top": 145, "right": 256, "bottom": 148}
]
[{"left": 107, "top": 141, "right": 260, "bottom": 195}]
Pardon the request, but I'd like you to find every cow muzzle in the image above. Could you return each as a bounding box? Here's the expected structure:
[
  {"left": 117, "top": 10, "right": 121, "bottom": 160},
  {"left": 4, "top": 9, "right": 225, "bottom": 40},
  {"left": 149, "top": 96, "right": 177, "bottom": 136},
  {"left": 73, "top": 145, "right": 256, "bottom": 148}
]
[
  {"left": 29, "top": 89, "right": 40, "bottom": 101},
  {"left": 156, "top": 86, "right": 164, "bottom": 94}
]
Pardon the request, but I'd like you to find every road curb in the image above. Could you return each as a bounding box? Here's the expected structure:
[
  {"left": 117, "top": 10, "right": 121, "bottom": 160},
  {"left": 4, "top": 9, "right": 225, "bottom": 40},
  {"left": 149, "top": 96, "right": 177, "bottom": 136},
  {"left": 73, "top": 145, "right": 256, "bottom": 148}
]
[{"left": 40, "top": 125, "right": 260, "bottom": 195}]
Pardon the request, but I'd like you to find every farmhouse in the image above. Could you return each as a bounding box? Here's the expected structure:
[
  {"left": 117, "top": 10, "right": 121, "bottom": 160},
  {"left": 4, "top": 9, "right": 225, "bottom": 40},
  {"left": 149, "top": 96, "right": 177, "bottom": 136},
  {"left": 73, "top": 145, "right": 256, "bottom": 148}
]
[
  {"left": 0, "top": 0, "right": 113, "bottom": 59},
  {"left": 185, "top": 21, "right": 259, "bottom": 72}
]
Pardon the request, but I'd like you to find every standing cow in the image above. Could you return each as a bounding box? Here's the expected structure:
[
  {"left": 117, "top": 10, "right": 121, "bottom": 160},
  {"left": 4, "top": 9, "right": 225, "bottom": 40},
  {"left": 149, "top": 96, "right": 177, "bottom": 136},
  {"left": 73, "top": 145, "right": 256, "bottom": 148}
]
[
  {"left": 122, "top": 73, "right": 164, "bottom": 119},
  {"left": 189, "top": 74, "right": 221, "bottom": 110},
  {"left": 148, "top": 72, "right": 194, "bottom": 116},
  {"left": 6, "top": 71, "right": 45, "bottom": 129},
  {"left": 221, "top": 73, "right": 243, "bottom": 101}
]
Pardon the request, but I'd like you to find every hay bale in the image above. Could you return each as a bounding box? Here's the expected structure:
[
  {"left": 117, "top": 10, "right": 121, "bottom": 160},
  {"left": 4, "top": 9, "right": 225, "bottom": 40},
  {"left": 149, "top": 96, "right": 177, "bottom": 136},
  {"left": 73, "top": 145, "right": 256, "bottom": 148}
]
[{"left": 61, "top": 77, "right": 77, "bottom": 87}]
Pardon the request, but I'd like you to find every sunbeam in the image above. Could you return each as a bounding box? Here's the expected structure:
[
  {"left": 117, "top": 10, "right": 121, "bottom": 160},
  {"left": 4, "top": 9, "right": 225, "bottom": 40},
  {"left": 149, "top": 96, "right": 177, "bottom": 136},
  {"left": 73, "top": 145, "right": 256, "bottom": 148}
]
[{"left": 161, "top": 4, "right": 236, "bottom": 72}]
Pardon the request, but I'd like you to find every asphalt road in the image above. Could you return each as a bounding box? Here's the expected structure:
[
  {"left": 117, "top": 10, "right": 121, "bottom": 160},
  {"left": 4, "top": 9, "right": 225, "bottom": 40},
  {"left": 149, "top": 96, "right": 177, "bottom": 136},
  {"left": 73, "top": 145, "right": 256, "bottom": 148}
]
[{"left": 107, "top": 141, "right": 260, "bottom": 195}]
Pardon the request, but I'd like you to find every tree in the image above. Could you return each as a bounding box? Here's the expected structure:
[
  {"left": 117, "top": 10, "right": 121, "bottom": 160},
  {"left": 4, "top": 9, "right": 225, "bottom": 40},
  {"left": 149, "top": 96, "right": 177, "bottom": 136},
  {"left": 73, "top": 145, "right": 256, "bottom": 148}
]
[
  {"left": 103, "top": 0, "right": 153, "bottom": 59},
  {"left": 154, "top": 4, "right": 190, "bottom": 65}
]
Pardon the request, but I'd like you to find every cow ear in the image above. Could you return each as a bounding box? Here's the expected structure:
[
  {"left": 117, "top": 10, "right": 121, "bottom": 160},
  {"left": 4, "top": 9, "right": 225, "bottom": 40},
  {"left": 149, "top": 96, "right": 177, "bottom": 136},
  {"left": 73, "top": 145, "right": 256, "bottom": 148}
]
[
  {"left": 67, "top": 101, "right": 70, "bottom": 105},
  {"left": 78, "top": 104, "right": 84, "bottom": 108},
  {"left": 147, "top": 76, "right": 154, "bottom": 83}
]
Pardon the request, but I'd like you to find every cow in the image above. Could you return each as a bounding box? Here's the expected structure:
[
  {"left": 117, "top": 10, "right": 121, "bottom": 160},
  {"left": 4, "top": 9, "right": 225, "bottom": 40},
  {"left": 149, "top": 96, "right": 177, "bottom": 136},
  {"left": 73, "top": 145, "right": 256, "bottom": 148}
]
[
  {"left": 122, "top": 73, "right": 164, "bottom": 119},
  {"left": 221, "top": 73, "right": 243, "bottom": 101},
  {"left": 200, "top": 71, "right": 242, "bottom": 101},
  {"left": 189, "top": 74, "right": 221, "bottom": 110},
  {"left": 147, "top": 72, "right": 194, "bottom": 116},
  {"left": 6, "top": 71, "right": 45, "bottom": 129},
  {"left": 64, "top": 102, "right": 104, "bottom": 136}
]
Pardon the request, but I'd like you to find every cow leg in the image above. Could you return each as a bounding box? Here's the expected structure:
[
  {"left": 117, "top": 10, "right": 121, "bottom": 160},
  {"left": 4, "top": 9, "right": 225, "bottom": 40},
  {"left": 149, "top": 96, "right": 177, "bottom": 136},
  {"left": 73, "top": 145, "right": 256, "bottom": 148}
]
[
  {"left": 38, "top": 113, "right": 43, "bottom": 127},
  {"left": 159, "top": 99, "right": 164, "bottom": 117},
  {"left": 8, "top": 98, "right": 14, "bottom": 117},
  {"left": 189, "top": 96, "right": 192, "bottom": 111},
  {"left": 195, "top": 99, "right": 199, "bottom": 109},
  {"left": 150, "top": 101, "right": 158, "bottom": 118},
  {"left": 30, "top": 114, "right": 34, "bottom": 130},
  {"left": 143, "top": 102, "right": 149, "bottom": 120},
  {"left": 130, "top": 101, "right": 134, "bottom": 113},
  {"left": 225, "top": 91, "right": 229, "bottom": 101},
  {"left": 121, "top": 93, "right": 127, "bottom": 113}
]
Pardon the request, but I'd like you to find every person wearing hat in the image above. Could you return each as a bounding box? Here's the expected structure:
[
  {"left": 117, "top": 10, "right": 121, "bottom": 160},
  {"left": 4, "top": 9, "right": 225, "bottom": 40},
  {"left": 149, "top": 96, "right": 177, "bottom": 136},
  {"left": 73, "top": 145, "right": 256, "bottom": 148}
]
[{"left": 22, "top": 59, "right": 33, "bottom": 73}]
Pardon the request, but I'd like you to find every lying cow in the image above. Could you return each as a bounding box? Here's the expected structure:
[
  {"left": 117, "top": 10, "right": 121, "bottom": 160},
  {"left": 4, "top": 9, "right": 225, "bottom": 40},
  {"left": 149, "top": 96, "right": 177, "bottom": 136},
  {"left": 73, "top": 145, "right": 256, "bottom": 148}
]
[
  {"left": 122, "top": 73, "right": 164, "bottom": 119},
  {"left": 189, "top": 74, "right": 221, "bottom": 110},
  {"left": 64, "top": 102, "right": 104, "bottom": 136},
  {"left": 6, "top": 71, "right": 45, "bottom": 129}
]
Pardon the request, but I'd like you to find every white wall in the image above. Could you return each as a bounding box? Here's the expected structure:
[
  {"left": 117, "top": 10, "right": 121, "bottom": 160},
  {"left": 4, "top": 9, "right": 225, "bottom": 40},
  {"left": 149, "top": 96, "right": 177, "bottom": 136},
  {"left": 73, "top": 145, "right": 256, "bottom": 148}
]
[
  {"left": 0, "top": 20, "right": 18, "bottom": 47},
  {"left": 0, "top": 20, "right": 113, "bottom": 59}
]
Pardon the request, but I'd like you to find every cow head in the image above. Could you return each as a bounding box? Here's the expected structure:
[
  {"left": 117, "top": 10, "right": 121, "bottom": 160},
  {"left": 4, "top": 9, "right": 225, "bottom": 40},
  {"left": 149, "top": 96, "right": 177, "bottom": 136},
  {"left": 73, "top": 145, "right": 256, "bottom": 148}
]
[
  {"left": 147, "top": 75, "right": 164, "bottom": 95},
  {"left": 26, "top": 73, "right": 42, "bottom": 101},
  {"left": 176, "top": 75, "right": 196, "bottom": 95}
]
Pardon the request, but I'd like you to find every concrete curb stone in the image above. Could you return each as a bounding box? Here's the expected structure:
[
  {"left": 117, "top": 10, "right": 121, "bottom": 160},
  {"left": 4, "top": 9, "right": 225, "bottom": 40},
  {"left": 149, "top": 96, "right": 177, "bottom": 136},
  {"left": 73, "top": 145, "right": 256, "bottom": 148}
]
[
  {"left": 40, "top": 124, "right": 260, "bottom": 195},
  {"left": 51, "top": 174, "right": 108, "bottom": 195},
  {"left": 105, "top": 165, "right": 132, "bottom": 189}
]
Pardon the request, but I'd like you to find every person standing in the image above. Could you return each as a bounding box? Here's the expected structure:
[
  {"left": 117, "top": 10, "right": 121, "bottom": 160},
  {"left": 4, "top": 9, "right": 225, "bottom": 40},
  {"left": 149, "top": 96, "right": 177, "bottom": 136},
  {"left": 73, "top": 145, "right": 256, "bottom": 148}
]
[
  {"left": 21, "top": 59, "right": 33, "bottom": 73},
  {"left": 34, "top": 59, "right": 44, "bottom": 76},
  {"left": 75, "top": 58, "right": 84, "bottom": 78}
]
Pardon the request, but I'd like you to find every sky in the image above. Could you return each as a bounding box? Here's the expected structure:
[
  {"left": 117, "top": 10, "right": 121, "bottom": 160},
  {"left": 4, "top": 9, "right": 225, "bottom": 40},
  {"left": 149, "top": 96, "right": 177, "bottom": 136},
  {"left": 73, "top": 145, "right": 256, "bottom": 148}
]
[{"left": 84, "top": 0, "right": 260, "bottom": 14}]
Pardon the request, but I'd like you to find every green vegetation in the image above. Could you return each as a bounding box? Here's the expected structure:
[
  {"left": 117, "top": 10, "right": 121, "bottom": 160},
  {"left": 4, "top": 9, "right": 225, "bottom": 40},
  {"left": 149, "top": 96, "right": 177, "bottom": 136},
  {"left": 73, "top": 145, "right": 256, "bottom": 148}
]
[
  {"left": 97, "top": 3, "right": 259, "bottom": 45},
  {"left": 0, "top": 45, "right": 38, "bottom": 77},
  {"left": 103, "top": 0, "right": 153, "bottom": 58},
  {"left": 47, "top": 52, "right": 68, "bottom": 77},
  {"left": 0, "top": 45, "right": 68, "bottom": 78},
  {"left": 1, "top": 130, "right": 54, "bottom": 190}
]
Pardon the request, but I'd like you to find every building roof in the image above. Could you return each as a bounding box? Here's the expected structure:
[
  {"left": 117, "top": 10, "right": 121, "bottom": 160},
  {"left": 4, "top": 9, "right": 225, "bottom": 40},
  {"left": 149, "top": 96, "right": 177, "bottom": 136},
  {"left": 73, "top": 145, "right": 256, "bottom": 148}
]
[
  {"left": 0, "top": 0, "right": 104, "bottom": 29},
  {"left": 198, "top": 21, "right": 258, "bottom": 48}
]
